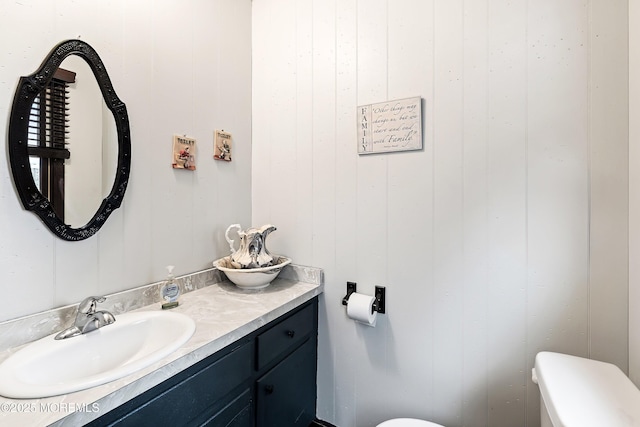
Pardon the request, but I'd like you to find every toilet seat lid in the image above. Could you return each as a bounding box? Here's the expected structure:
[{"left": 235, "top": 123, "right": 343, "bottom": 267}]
[{"left": 377, "top": 418, "right": 444, "bottom": 427}]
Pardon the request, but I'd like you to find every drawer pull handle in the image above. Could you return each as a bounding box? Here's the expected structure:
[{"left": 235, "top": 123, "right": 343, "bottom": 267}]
[
  {"left": 286, "top": 330, "right": 295, "bottom": 338},
  {"left": 265, "top": 385, "right": 274, "bottom": 394}
]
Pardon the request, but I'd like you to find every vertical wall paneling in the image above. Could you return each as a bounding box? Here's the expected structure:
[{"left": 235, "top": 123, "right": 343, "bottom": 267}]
[
  {"left": 293, "top": 0, "right": 315, "bottom": 264},
  {"left": 253, "top": 0, "right": 629, "bottom": 426},
  {"left": 263, "top": 0, "right": 298, "bottom": 248},
  {"left": 630, "top": 0, "right": 640, "bottom": 387},
  {"left": 251, "top": 0, "right": 273, "bottom": 226},
  {"left": 56, "top": 239, "right": 99, "bottom": 304},
  {"left": 525, "top": 2, "right": 591, "bottom": 425},
  {"left": 312, "top": 0, "right": 337, "bottom": 256},
  {"left": 354, "top": 2, "right": 390, "bottom": 426},
  {"left": 90, "top": 0, "right": 126, "bottom": 299},
  {"left": 149, "top": 1, "right": 196, "bottom": 275},
  {"left": 331, "top": 0, "right": 359, "bottom": 424},
  {"left": 0, "top": 0, "right": 253, "bottom": 320},
  {"left": 312, "top": 0, "right": 338, "bottom": 421},
  {"left": 0, "top": 3, "right": 58, "bottom": 320},
  {"left": 311, "top": 0, "right": 337, "bottom": 264},
  {"left": 196, "top": 0, "right": 254, "bottom": 265},
  {"left": 121, "top": 0, "right": 154, "bottom": 287},
  {"left": 433, "top": 0, "right": 465, "bottom": 424},
  {"left": 386, "top": 0, "right": 436, "bottom": 423},
  {"left": 461, "top": 0, "right": 489, "bottom": 424},
  {"left": 355, "top": 0, "right": 388, "bottom": 287},
  {"left": 486, "top": 0, "right": 528, "bottom": 426},
  {"left": 588, "top": 0, "right": 629, "bottom": 371}
]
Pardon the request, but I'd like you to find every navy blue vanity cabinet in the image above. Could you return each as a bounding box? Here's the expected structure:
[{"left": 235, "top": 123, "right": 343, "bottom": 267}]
[
  {"left": 256, "top": 337, "right": 316, "bottom": 427},
  {"left": 87, "top": 297, "right": 318, "bottom": 427}
]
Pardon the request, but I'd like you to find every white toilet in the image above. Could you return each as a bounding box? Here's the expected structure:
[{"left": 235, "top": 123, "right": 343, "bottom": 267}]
[
  {"left": 533, "top": 351, "right": 640, "bottom": 426},
  {"left": 377, "top": 418, "right": 444, "bottom": 427}
]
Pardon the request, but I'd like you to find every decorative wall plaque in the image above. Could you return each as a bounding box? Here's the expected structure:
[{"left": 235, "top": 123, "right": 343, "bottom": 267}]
[
  {"left": 214, "top": 129, "right": 232, "bottom": 162},
  {"left": 357, "top": 96, "right": 422, "bottom": 154},
  {"left": 172, "top": 135, "right": 196, "bottom": 170}
]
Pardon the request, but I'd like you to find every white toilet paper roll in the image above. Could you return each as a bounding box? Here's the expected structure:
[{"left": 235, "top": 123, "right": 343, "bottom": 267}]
[{"left": 346, "top": 292, "right": 377, "bottom": 327}]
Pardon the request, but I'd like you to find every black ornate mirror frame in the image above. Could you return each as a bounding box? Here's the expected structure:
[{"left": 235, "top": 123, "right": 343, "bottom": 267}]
[{"left": 8, "top": 39, "right": 131, "bottom": 241}]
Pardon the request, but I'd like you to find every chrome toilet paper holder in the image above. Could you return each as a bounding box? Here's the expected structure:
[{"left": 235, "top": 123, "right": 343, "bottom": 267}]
[{"left": 342, "top": 281, "right": 386, "bottom": 314}]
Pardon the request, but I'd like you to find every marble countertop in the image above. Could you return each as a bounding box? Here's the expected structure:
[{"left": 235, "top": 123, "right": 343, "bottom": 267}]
[{"left": 0, "top": 274, "right": 323, "bottom": 427}]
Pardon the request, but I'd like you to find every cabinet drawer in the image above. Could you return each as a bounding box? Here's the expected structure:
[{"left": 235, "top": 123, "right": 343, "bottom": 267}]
[
  {"left": 100, "top": 340, "right": 254, "bottom": 426},
  {"left": 256, "top": 303, "right": 314, "bottom": 370}
]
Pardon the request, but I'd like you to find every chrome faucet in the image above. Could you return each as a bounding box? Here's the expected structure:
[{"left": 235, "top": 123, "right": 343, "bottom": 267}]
[{"left": 55, "top": 296, "right": 116, "bottom": 340}]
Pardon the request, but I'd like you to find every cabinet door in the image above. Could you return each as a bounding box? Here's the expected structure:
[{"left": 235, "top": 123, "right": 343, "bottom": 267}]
[
  {"left": 256, "top": 337, "right": 316, "bottom": 427},
  {"left": 198, "top": 388, "right": 253, "bottom": 427},
  {"left": 93, "top": 341, "right": 254, "bottom": 427}
]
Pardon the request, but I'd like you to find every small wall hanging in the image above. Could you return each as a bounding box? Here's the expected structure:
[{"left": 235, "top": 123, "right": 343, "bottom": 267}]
[
  {"left": 214, "top": 129, "right": 232, "bottom": 161},
  {"left": 172, "top": 135, "right": 196, "bottom": 170},
  {"left": 357, "top": 96, "right": 422, "bottom": 154}
]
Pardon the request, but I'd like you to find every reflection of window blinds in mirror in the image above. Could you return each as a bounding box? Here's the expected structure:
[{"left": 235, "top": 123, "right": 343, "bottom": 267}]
[
  {"left": 26, "top": 68, "right": 75, "bottom": 220},
  {"left": 48, "top": 79, "right": 68, "bottom": 149},
  {"left": 27, "top": 68, "right": 74, "bottom": 151}
]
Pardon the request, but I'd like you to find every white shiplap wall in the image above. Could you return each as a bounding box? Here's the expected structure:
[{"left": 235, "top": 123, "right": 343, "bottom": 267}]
[
  {"left": 252, "top": 1, "right": 629, "bottom": 426},
  {"left": 630, "top": 0, "right": 640, "bottom": 387},
  {"left": 0, "top": 0, "right": 252, "bottom": 321}
]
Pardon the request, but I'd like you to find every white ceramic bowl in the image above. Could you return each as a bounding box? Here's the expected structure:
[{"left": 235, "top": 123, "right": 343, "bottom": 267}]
[{"left": 213, "top": 255, "right": 291, "bottom": 290}]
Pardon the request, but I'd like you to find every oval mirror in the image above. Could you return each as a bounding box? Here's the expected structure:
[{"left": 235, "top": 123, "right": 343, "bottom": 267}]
[{"left": 8, "top": 40, "right": 131, "bottom": 241}]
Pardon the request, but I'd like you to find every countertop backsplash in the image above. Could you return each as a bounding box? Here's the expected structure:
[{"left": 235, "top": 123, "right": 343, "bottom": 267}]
[{"left": 0, "top": 264, "right": 322, "bottom": 353}]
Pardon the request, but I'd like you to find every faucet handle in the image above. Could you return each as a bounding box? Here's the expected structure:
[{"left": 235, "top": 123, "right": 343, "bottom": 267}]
[{"left": 77, "top": 296, "right": 106, "bottom": 315}]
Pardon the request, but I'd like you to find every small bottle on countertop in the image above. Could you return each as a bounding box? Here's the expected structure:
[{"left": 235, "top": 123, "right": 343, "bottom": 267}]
[{"left": 161, "top": 265, "right": 181, "bottom": 309}]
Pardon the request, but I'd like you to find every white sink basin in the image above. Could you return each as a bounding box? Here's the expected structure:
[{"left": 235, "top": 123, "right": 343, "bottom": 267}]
[{"left": 0, "top": 310, "right": 195, "bottom": 399}]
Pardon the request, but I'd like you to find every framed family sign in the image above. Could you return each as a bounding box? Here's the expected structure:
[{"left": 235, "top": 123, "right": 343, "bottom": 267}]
[{"left": 357, "top": 96, "right": 422, "bottom": 154}]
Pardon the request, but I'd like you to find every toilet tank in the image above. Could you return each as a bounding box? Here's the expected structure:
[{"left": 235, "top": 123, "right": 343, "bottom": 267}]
[{"left": 533, "top": 352, "right": 640, "bottom": 427}]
